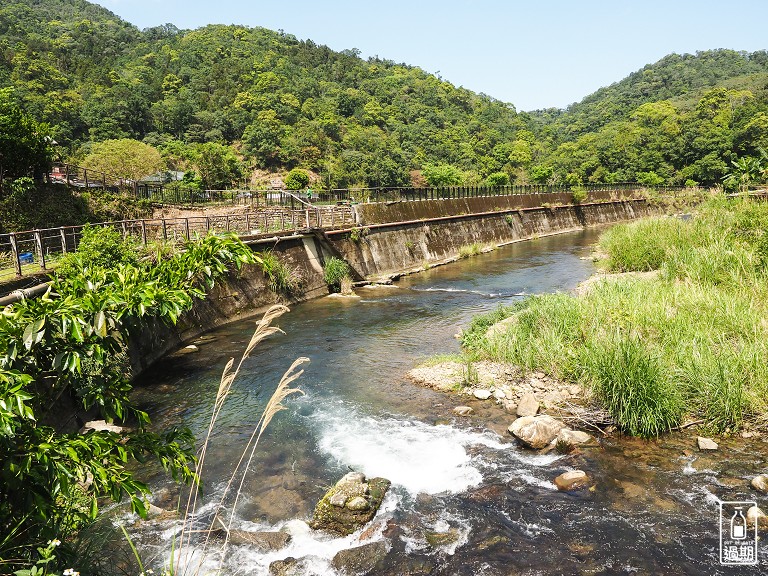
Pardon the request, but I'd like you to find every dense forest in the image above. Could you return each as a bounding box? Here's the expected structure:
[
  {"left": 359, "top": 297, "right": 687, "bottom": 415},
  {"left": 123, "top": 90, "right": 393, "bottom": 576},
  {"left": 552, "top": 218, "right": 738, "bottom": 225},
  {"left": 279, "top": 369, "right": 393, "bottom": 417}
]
[{"left": 2, "top": 0, "right": 768, "bottom": 190}]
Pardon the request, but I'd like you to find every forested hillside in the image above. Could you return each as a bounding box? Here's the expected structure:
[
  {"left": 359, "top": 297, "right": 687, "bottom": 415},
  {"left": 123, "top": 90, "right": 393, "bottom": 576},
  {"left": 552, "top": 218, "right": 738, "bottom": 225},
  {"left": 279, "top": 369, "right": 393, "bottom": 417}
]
[{"left": 2, "top": 0, "right": 768, "bottom": 189}]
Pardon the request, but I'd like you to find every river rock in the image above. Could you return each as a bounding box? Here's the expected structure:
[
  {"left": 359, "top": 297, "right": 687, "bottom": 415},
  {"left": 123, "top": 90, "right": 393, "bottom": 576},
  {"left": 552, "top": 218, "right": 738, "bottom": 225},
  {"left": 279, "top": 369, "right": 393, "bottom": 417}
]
[
  {"left": 557, "top": 429, "right": 594, "bottom": 446},
  {"left": 751, "top": 475, "right": 768, "bottom": 493},
  {"left": 473, "top": 389, "right": 492, "bottom": 400},
  {"left": 310, "top": 472, "right": 391, "bottom": 536},
  {"left": 516, "top": 393, "right": 540, "bottom": 417},
  {"left": 697, "top": 436, "right": 718, "bottom": 451},
  {"left": 179, "top": 344, "right": 199, "bottom": 354},
  {"left": 79, "top": 420, "right": 127, "bottom": 434},
  {"left": 554, "top": 470, "right": 591, "bottom": 491},
  {"left": 747, "top": 505, "right": 768, "bottom": 528},
  {"left": 509, "top": 415, "right": 566, "bottom": 449},
  {"left": 424, "top": 527, "right": 461, "bottom": 548},
  {"left": 452, "top": 406, "right": 474, "bottom": 416},
  {"left": 210, "top": 528, "right": 291, "bottom": 551},
  {"left": 269, "top": 557, "right": 303, "bottom": 576},
  {"left": 493, "top": 389, "right": 507, "bottom": 400},
  {"left": 331, "top": 540, "right": 389, "bottom": 575}
]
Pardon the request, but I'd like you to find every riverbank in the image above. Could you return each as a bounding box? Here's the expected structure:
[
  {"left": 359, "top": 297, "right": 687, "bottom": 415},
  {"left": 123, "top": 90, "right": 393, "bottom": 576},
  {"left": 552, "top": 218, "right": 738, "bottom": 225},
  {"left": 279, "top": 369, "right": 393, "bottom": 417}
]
[{"left": 443, "top": 195, "right": 768, "bottom": 439}]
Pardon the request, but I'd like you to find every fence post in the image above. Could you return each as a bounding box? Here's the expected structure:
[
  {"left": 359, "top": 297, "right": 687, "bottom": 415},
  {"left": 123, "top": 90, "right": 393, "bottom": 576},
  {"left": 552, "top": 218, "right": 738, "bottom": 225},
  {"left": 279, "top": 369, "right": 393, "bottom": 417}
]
[
  {"left": 9, "top": 233, "right": 22, "bottom": 277},
  {"left": 185, "top": 218, "right": 190, "bottom": 240},
  {"left": 33, "top": 230, "right": 46, "bottom": 270},
  {"left": 121, "top": 221, "right": 128, "bottom": 238},
  {"left": 305, "top": 209, "right": 310, "bottom": 229},
  {"left": 60, "top": 228, "right": 67, "bottom": 253},
  {"left": 65, "top": 164, "right": 70, "bottom": 186},
  {"left": 225, "top": 215, "right": 230, "bottom": 232},
  {"left": 205, "top": 216, "right": 211, "bottom": 234},
  {"left": 161, "top": 219, "right": 167, "bottom": 241},
  {"left": 245, "top": 213, "right": 251, "bottom": 233},
  {"left": 140, "top": 220, "right": 147, "bottom": 245},
  {"left": 84, "top": 169, "right": 89, "bottom": 190}
]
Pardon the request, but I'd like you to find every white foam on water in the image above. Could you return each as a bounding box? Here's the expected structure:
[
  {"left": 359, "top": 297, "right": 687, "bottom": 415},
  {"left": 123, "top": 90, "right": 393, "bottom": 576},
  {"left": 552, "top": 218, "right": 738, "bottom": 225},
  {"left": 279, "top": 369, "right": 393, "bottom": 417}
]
[
  {"left": 516, "top": 471, "right": 559, "bottom": 491},
  {"left": 410, "top": 287, "right": 526, "bottom": 298},
  {"left": 156, "top": 494, "right": 398, "bottom": 576},
  {"left": 399, "top": 510, "right": 471, "bottom": 556},
  {"left": 312, "top": 405, "right": 510, "bottom": 495}
]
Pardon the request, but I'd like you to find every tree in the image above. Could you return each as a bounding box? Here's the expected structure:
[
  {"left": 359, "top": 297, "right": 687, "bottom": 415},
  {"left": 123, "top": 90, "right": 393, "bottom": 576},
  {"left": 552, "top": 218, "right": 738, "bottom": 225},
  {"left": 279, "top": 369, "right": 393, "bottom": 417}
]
[
  {"left": 0, "top": 88, "right": 52, "bottom": 192},
  {"left": 485, "top": 171, "right": 510, "bottom": 187},
  {"left": 81, "top": 138, "right": 163, "bottom": 182},
  {"left": 284, "top": 168, "right": 310, "bottom": 190},
  {"left": 421, "top": 163, "right": 463, "bottom": 187},
  {"left": 194, "top": 142, "right": 242, "bottom": 190}
]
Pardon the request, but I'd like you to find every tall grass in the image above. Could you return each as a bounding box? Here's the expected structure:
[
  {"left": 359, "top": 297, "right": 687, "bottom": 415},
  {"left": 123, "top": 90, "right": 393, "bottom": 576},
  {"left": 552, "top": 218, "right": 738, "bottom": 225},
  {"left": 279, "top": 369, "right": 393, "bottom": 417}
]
[
  {"left": 467, "top": 197, "right": 768, "bottom": 436},
  {"left": 258, "top": 250, "right": 299, "bottom": 295},
  {"left": 458, "top": 243, "right": 483, "bottom": 258},
  {"left": 323, "top": 257, "right": 350, "bottom": 292},
  {"left": 125, "top": 305, "right": 308, "bottom": 575}
]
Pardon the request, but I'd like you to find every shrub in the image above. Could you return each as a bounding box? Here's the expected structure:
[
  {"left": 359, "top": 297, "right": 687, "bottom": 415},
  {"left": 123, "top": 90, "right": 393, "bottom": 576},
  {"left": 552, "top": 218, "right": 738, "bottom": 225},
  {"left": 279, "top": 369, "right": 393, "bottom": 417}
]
[
  {"left": 571, "top": 187, "right": 588, "bottom": 204},
  {"left": 57, "top": 224, "right": 138, "bottom": 277},
  {"left": 284, "top": 168, "right": 310, "bottom": 190},
  {"left": 323, "top": 257, "right": 350, "bottom": 292}
]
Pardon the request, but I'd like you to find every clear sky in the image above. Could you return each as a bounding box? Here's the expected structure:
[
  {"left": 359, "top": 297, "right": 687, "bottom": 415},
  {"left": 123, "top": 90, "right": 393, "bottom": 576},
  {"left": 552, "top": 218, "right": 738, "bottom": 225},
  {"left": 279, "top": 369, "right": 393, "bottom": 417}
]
[{"left": 96, "top": 0, "right": 768, "bottom": 111}]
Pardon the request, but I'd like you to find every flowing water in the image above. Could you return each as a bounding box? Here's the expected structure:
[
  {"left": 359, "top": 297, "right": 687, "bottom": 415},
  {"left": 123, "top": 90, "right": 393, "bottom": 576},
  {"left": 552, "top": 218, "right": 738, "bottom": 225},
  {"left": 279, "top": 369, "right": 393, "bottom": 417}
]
[{"left": 129, "top": 229, "right": 767, "bottom": 575}]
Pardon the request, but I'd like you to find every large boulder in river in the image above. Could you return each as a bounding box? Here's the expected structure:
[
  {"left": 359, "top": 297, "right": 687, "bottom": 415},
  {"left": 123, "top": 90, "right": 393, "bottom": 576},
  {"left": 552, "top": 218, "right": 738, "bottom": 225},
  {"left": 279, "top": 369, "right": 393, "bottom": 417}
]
[
  {"left": 331, "top": 540, "right": 390, "bottom": 575},
  {"left": 508, "top": 415, "right": 566, "bottom": 449},
  {"left": 309, "top": 472, "right": 391, "bottom": 536}
]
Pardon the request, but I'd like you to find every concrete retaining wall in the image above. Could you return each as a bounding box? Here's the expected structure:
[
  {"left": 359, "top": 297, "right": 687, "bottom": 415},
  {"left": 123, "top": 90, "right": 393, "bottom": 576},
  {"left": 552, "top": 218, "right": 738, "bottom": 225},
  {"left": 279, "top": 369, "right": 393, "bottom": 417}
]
[
  {"left": 129, "top": 196, "right": 659, "bottom": 376},
  {"left": 330, "top": 199, "right": 657, "bottom": 279},
  {"left": 128, "top": 234, "right": 327, "bottom": 375}
]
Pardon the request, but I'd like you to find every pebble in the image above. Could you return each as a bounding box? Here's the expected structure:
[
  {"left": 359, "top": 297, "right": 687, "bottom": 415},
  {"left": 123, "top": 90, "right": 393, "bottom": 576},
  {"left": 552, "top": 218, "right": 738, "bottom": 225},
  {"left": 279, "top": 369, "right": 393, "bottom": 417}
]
[
  {"left": 697, "top": 436, "right": 718, "bottom": 451},
  {"left": 554, "top": 470, "right": 591, "bottom": 491},
  {"left": 473, "top": 389, "right": 492, "bottom": 400},
  {"left": 452, "top": 406, "right": 474, "bottom": 416},
  {"left": 751, "top": 475, "right": 768, "bottom": 493}
]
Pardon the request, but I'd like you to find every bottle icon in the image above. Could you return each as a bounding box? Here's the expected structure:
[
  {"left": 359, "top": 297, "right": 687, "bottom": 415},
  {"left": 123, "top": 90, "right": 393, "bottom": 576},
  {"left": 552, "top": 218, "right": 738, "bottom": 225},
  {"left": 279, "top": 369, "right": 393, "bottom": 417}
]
[{"left": 731, "top": 507, "right": 747, "bottom": 540}]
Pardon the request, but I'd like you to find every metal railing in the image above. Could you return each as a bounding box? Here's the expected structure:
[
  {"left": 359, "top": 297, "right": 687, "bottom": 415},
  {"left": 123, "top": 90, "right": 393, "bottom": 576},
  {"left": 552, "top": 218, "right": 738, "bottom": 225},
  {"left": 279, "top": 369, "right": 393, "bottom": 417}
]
[
  {"left": 45, "top": 165, "right": 686, "bottom": 208},
  {"left": 0, "top": 206, "right": 355, "bottom": 283},
  {"left": 132, "top": 182, "right": 687, "bottom": 207}
]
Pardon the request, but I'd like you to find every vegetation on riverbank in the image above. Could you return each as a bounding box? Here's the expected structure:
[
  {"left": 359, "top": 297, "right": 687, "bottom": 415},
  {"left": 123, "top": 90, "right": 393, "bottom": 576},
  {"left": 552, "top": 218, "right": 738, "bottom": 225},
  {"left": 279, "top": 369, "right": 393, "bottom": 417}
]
[
  {"left": 462, "top": 196, "right": 768, "bottom": 437},
  {"left": 0, "top": 228, "right": 258, "bottom": 570}
]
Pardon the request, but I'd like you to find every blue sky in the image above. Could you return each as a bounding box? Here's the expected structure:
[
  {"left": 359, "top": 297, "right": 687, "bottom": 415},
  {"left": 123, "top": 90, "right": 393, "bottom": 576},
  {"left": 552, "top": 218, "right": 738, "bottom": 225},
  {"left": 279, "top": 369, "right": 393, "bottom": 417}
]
[{"left": 97, "top": 0, "right": 768, "bottom": 111}]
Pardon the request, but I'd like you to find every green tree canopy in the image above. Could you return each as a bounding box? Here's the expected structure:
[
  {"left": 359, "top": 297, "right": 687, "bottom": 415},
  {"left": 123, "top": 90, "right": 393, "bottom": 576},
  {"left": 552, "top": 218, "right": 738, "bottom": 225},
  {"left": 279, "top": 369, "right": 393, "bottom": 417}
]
[
  {"left": 0, "top": 88, "right": 52, "bottom": 191},
  {"left": 81, "top": 138, "right": 163, "bottom": 182}
]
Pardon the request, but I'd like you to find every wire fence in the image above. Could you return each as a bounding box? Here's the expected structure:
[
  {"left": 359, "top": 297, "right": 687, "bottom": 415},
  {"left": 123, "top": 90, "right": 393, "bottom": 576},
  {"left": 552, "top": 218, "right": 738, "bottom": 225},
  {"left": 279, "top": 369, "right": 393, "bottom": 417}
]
[{"left": 0, "top": 205, "right": 355, "bottom": 284}]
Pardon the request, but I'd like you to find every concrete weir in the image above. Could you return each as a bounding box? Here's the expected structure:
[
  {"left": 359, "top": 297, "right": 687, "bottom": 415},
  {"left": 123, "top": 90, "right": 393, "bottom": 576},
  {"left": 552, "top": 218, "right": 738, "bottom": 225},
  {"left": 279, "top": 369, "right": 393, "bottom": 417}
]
[{"left": 129, "top": 193, "right": 660, "bottom": 376}]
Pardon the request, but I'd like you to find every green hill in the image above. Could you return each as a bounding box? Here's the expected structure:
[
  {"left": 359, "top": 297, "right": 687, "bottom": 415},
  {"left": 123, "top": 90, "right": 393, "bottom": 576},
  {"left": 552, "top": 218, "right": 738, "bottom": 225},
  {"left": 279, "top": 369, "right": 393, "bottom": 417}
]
[{"left": 2, "top": 0, "right": 768, "bottom": 189}]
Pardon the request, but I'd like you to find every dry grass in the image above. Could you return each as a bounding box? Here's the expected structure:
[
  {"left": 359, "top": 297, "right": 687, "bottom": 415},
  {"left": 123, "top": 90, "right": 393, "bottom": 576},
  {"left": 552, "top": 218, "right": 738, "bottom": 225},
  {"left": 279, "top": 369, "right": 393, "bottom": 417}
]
[{"left": 165, "top": 304, "right": 307, "bottom": 575}]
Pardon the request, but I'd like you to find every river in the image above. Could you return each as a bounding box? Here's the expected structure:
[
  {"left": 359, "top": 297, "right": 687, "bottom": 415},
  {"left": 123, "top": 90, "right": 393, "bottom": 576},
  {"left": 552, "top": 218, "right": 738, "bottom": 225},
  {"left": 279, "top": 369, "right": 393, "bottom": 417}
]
[{"left": 128, "top": 229, "right": 766, "bottom": 575}]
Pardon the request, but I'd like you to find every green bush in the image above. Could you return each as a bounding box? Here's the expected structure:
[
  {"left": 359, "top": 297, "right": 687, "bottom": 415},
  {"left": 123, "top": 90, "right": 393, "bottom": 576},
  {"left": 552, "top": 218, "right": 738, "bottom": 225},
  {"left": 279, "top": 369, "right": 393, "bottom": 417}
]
[
  {"left": 284, "top": 168, "right": 310, "bottom": 190},
  {"left": 323, "top": 257, "right": 350, "bottom": 292},
  {"left": 571, "top": 187, "right": 588, "bottom": 204},
  {"left": 57, "top": 224, "right": 139, "bottom": 277}
]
